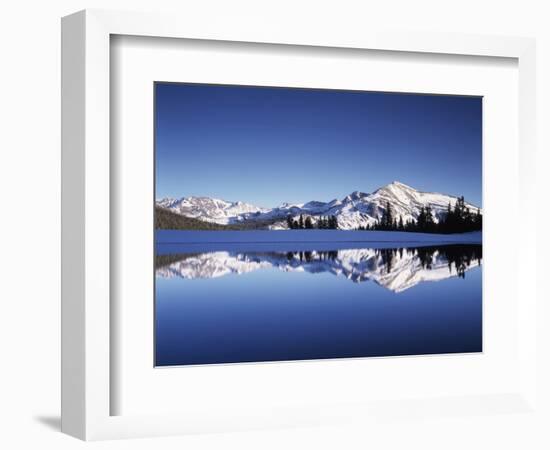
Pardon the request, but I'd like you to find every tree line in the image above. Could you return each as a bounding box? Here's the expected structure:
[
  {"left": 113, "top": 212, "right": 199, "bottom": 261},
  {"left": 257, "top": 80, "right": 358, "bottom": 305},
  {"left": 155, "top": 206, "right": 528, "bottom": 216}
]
[
  {"left": 287, "top": 214, "right": 338, "bottom": 229},
  {"left": 356, "top": 197, "right": 482, "bottom": 234},
  {"left": 283, "top": 196, "right": 481, "bottom": 234}
]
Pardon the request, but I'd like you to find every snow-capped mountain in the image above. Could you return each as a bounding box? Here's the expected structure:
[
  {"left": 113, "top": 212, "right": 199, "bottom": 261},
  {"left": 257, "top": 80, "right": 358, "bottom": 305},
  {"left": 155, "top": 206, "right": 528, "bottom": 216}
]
[
  {"left": 156, "top": 246, "right": 482, "bottom": 293},
  {"left": 156, "top": 181, "right": 481, "bottom": 230},
  {"left": 156, "top": 196, "right": 268, "bottom": 224}
]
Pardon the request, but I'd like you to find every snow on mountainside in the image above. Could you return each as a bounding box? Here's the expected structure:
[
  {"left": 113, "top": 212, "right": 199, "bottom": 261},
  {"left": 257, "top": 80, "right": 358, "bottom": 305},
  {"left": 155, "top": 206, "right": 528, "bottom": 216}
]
[
  {"left": 156, "top": 182, "right": 481, "bottom": 230},
  {"left": 157, "top": 196, "right": 268, "bottom": 225}
]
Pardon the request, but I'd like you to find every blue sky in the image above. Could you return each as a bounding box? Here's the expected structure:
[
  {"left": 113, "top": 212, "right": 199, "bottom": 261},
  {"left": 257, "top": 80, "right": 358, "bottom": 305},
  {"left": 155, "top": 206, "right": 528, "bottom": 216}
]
[{"left": 155, "top": 83, "right": 482, "bottom": 207}]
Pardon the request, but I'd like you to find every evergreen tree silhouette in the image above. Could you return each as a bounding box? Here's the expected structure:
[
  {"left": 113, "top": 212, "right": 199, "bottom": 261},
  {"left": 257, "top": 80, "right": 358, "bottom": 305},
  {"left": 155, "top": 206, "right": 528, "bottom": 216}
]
[
  {"left": 381, "top": 201, "right": 394, "bottom": 230},
  {"left": 286, "top": 216, "right": 294, "bottom": 229},
  {"left": 475, "top": 208, "right": 482, "bottom": 230},
  {"left": 425, "top": 205, "right": 435, "bottom": 232}
]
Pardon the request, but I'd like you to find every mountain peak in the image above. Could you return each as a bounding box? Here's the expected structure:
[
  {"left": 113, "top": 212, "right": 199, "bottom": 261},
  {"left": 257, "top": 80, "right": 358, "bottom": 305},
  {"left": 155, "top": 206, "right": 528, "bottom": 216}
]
[
  {"left": 372, "top": 181, "right": 417, "bottom": 196},
  {"left": 344, "top": 191, "right": 368, "bottom": 201},
  {"left": 388, "top": 181, "right": 414, "bottom": 190}
]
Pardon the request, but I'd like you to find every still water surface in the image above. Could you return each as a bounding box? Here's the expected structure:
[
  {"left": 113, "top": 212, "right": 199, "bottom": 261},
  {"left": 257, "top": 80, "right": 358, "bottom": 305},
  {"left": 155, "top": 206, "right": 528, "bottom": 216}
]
[{"left": 155, "top": 244, "right": 482, "bottom": 366}]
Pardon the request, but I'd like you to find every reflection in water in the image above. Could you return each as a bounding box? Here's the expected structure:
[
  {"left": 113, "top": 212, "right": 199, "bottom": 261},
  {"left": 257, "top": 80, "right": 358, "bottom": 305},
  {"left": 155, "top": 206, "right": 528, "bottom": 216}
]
[
  {"left": 155, "top": 243, "right": 483, "bottom": 365},
  {"left": 156, "top": 245, "right": 482, "bottom": 293}
]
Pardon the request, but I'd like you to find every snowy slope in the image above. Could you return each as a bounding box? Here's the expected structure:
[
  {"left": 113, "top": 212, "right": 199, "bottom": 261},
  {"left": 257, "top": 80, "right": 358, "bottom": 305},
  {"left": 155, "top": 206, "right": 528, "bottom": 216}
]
[
  {"left": 156, "top": 181, "right": 481, "bottom": 230},
  {"left": 156, "top": 196, "right": 268, "bottom": 224}
]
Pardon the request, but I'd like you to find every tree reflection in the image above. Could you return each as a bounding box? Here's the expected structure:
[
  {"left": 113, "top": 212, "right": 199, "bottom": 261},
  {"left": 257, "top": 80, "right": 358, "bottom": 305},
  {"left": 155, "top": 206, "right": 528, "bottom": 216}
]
[{"left": 155, "top": 244, "right": 482, "bottom": 292}]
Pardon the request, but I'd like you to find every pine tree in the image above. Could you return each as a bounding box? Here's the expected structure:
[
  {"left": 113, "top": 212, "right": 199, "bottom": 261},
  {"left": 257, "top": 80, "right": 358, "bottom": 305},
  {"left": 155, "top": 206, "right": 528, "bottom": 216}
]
[
  {"left": 305, "top": 216, "right": 313, "bottom": 229},
  {"left": 381, "top": 201, "right": 394, "bottom": 230},
  {"left": 440, "top": 202, "right": 453, "bottom": 233},
  {"left": 454, "top": 196, "right": 466, "bottom": 222},
  {"left": 299, "top": 214, "right": 304, "bottom": 229},
  {"left": 475, "top": 208, "right": 482, "bottom": 230},
  {"left": 417, "top": 207, "right": 426, "bottom": 231},
  {"left": 286, "top": 216, "right": 294, "bottom": 229},
  {"left": 425, "top": 205, "right": 435, "bottom": 232}
]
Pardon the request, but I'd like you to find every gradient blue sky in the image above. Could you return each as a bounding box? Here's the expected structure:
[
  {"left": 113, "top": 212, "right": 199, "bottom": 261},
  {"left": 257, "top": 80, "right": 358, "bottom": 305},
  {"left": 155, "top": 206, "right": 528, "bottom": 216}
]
[{"left": 155, "top": 83, "right": 482, "bottom": 207}]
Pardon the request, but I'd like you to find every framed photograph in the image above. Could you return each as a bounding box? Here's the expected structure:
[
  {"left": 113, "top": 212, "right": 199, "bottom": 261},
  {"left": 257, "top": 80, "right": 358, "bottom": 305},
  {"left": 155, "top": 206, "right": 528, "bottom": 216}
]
[{"left": 62, "top": 9, "right": 538, "bottom": 440}]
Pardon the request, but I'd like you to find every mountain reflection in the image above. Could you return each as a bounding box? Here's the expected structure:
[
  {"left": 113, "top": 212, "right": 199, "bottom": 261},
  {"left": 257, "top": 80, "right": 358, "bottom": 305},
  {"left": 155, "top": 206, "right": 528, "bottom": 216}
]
[{"left": 155, "top": 245, "right": 482, "bottom": 293}]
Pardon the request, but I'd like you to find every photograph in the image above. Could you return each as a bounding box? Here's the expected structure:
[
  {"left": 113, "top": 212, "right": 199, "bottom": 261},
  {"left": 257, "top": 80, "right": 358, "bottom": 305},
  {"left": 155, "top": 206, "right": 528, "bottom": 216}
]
[{"left": 154, "top": 82, "right": 483, "bottom": 367}]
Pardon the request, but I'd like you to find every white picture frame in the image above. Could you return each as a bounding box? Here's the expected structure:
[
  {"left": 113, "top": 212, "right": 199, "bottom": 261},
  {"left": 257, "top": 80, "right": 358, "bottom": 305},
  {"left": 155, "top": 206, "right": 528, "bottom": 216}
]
[{"left": 61, "top": 9, "right": 538, "bottom": 441}]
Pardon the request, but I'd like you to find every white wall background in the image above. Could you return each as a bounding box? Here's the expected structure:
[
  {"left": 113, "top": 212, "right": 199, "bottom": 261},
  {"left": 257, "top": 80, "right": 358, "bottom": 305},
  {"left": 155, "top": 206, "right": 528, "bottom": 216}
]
[{"left": 0, "top": 1, "right": 548, "bottom": 449}]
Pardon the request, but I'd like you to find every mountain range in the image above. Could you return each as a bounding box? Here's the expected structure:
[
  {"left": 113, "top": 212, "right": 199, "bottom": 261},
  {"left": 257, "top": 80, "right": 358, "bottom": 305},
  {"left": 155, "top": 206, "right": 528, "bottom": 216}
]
[{"left": 156, "top": 181, "right": 481, "bottom": 230}]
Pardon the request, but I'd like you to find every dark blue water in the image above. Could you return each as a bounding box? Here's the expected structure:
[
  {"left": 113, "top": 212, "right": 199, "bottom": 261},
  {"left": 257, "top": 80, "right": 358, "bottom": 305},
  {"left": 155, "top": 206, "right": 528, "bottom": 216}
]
[{"left": 155, "top": 245, "right": 482, "bottom": 366}]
